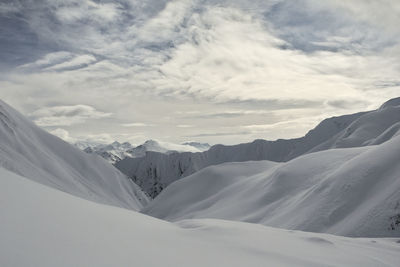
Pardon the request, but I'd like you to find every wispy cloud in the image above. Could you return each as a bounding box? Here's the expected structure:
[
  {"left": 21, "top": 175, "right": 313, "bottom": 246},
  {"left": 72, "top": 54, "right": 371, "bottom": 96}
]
[
  {"left": 122, "top": 122, "right": 155, "bottom": 127},
  {"left": 44, "top": 55, "right": 97, "bottom": 71},
  {"left": 49, "top": 128, "right": 76, "bottom": 143},
  {"left": 31, "top": 105, "right": 111, "bottom": 126},
  {"left": 186, "top": 131, "right": 252, "bottom": 138}
]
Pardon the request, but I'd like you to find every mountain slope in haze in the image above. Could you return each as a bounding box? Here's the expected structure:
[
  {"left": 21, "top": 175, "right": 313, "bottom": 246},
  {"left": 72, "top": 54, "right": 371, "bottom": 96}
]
[
  {"left": 126, "top": 139, "right": 207, "bottom": 158},
  {"left": 2, "top": 166, "right": 399, "bottom": 267},
  {"left": 143, "top": 134, "right": 400, "bottom": 237},
  {"left": 117, "top": 97, "right": 400, "bottom": 198},
  {"left": 0, "top": 99, "right": 148, "bottom": 210},
  {"left": 78, "top": 139, "right": 210, "bottom": 164},
  {"left": 80, "top": 141, "right": 134, "bottom": 164},
  {"left": 181, "top": 141, "right": 211, "bottom": 151}
]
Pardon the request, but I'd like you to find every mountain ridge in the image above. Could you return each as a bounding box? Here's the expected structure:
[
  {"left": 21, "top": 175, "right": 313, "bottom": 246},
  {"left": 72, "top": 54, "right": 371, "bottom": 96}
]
[
  {"left": 117, "top": 98, "right": 400, "bottom": 198},
  {"left": 77, "top": 139, "right": 210, "bottom": 164},
  {"left": 143, "top": 132, "right": 400, "bottom": 237}
]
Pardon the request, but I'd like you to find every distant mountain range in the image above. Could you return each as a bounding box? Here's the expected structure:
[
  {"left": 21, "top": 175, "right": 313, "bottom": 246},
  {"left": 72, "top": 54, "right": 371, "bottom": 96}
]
[
  {"left": 75, "top": 140, "right": 211, "bottom": 164},
  {"left": 117, "top": 97, "right": 400, "bottom": 198}
]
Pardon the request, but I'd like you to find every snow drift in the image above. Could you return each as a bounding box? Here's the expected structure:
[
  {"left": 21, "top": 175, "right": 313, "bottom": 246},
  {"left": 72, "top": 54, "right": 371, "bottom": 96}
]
[
  {"left": 144, "top": 134, "right": 400, "bottom": 237},
  {"left": 0, "top": 99, "right": 147, "bottom": 210},
  {"left": 1, "top": 167, "right": 399, "bottom": 267},
  {"left": 118, "top": 97, "right": 400, "bottom": 198}
]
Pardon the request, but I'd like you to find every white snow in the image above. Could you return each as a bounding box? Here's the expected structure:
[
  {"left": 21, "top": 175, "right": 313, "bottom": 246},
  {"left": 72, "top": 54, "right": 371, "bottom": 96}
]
[
  {"left": 0, "top": 100, "right": 148, "bottom": 210},
  {"left": 1, "top": 167, "right": 399, "bottom": 267},
  {"left": 144, "top": 134, "right": 400, "bottom": 237}
]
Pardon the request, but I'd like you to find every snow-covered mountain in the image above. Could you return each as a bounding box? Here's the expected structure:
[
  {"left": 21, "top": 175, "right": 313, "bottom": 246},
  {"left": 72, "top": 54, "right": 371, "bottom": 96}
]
[
  {"left": 2, "top": 166, "right": 399, "bottom": 267},
  {"left": 2, "top": 97, "right": 400, "bottom": 266},
  {"left": 117, "top": 97, "right": 400, "bottom": 198},
  {"left": 78, "top": 141, "right": 135, "bottom": 164},
  {"left": 126, "top": 139, "right": 205, "bottom": 157},
  {"left": 74, "top": 140, "right": 105, "bottom": 150},
  {"left": 0, "top": 99, "right": 148, "bottom": 210},
  {"left": 78, "top": 139, "right": 210, "bottom": 164},
  {"left": 143, "top": 133, "right": 400, "bottom": 237},
  {"left": 181, "top": 141, "right": 211, "bottom": 151}
]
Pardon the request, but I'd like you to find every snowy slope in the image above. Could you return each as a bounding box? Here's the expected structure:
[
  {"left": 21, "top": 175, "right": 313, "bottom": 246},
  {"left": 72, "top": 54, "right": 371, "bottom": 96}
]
[
  {"left": 144, "top": 134, "right": 400, "bottom": 237},
  {"left": 117, "top": 97, "right": 400, "bottom": 198},
  {"left": 0, "top": 99, "right": 148, "bottom": 210},
  {"left": 309, "top": 101, "right": 400, "bottom": 152},
  {"left": 1, "top": 167, "right": 399, "bottom": 267}
]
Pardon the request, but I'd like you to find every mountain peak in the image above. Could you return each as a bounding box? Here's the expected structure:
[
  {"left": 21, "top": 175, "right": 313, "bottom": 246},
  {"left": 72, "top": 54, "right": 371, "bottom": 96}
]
[
  {"left": 111, "top": 141, "right": 121, "bottom": 146},
  {"left": 144, "top": 139, "right": 159, "bottom": 145},
  {"left": 379, "top": 97, "right": 400, "bottom": 109}
]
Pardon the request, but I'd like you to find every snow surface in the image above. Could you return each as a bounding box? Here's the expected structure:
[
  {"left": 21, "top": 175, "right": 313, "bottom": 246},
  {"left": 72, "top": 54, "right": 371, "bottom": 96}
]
[
  {"left": 0, "top": 99, "right": 148, "bottom": 210},
  {"left": 1, "top": 167, "right": 399, "bottom": 267},
  {"left": 144, "top": 134, "right": 400, "bottom": 237},
  {"left": 117, "top": 97, "right": 400, "bottom": 198}
]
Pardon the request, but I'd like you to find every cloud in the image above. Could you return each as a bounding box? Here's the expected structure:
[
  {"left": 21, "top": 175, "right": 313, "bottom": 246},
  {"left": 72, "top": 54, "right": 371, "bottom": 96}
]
[
  {"left": 0, "top": 2, "right": 22, "bottom": 15},
  {"left": 325, "top": 99, "right": 370, "bottom": 110},
  {"left": 77, "top": 133, "right": 115, "bottom": 144},
  {"left": 55, "top": 1, "right": 122, "bottom": 23},
  {"left": 177, "top": 124, "right": 194, "bottom": 128},
  {"left": 44, "top": 55, "right": 97, "bottom": 71},
  {"left": 122, "top": 122, "right": 155, "bottom": 127},
  {"left": 19, "top": 51, "right": 74, "bottom": 69},
  {"left": 49, "top": 128, "right": 76, "bottom": 143},
  {"left": 186, "top": 131, "right": 252, "bottom": 138},
  {"left": 31, "top": 105, "right": 111, "bottom": 126}
]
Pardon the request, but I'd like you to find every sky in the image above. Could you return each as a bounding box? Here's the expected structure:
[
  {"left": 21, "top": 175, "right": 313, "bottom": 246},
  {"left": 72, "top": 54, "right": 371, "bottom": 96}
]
[{"left": 1, "top": 0, "right": 399, "bottom": 145}]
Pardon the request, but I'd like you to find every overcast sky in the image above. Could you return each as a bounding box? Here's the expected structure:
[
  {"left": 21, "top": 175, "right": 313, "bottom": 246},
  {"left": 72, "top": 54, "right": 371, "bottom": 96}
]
[{"left": 1, "top": 0, "right": 399, "bottom": 145}]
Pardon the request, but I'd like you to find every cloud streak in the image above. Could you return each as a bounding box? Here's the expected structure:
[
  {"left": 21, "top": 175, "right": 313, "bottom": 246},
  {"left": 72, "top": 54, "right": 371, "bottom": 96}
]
[{"left": 31, "top": 105, "right": 111, "bottom": 126}]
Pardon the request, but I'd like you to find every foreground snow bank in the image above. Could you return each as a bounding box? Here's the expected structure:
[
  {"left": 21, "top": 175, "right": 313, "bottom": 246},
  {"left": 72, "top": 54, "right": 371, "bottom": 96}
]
[
  {"left": 1, "top": 167, "right": 399, "bottom": 267},
  {"left": 0, "top": 100, "right": 147, "bottom": 210},
  {"left": 144, "top": 134, "right": 400, "bottom": 237}
]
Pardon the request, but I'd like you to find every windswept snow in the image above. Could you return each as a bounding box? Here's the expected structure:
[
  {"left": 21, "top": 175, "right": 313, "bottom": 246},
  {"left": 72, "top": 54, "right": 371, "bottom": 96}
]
[
  {"left": 144, "top": 134, "right": 400, "bottom": 237},
  {"left": 117, "top": 97, "right": 400, "bottom": 198},
  {"left": 0, "top": 99, "right": 148, "bottom": 210},
  {"left": 1, "top": 167, "right": 399, "bottom": 267}
]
